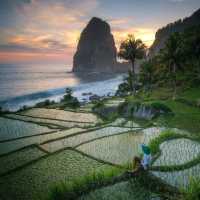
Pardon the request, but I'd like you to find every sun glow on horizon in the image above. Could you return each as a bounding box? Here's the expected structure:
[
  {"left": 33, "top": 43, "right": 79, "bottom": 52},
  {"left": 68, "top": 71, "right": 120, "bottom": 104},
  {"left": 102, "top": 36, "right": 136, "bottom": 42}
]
[{"left": 1, "top": 0, "right": 197, "bottom": 64}]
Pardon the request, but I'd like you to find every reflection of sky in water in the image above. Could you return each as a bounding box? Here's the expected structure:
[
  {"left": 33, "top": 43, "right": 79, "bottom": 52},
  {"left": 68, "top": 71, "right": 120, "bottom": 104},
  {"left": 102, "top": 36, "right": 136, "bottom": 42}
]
[
  {"left": 153, "top": 164, "right": 200, "bottom": 188},
  {"left": 42, "top": 127, "right": 131, "bottom": 153},
  {"left": 0, "top": 127, "right": 84, "bottom": 155},
  {"left": 0, "top": 64, "right": 124, "bottom": 111},
  {"left": 77, "top": 127, "right": 162, "bottom": 165},
  {"left": 0, "top": 117, "right": 51, "bottom": 141},
  {"left": 152, "top": 138, "right": 200, "bottom": 188},
  {"left": 0, "top": 64, "right": 80, "bottom": 101},
  {"left": 153, "top": 138, "right": 200, "bottom": 166}
]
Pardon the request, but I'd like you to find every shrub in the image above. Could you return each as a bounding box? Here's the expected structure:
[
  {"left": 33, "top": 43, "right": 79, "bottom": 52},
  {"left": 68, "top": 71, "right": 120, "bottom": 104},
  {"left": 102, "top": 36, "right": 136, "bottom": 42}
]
[
  {"left": 182, "top": 178, "right": 200, "bottom": 200},
  {"left": 92, "top": 100, "right": 105, "bottom": 111},
  {"left": 115, "top": 82, "right": 130, "bottom": 96},
  {"left": 18, "top": 105, "right": 29, "bottom": 112},
  {"left": 61, "top": 88, "right": 80, "bottom": 109},
  {"left": 35, "top": 99, "right": 55, "bottom": 107},
  {"left": 150, "top": 102, "right": 172, "bottom": 114},
  {"left": 0, "top": 106, "right": 8, "bottom": 115}
]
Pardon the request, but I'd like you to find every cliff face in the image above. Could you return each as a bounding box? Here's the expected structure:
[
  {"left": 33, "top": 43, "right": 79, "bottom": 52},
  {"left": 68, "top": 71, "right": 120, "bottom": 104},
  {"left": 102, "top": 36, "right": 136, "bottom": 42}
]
[
  {"left": 73, "top": 17, "right": 118, "bottom": 72},
  {"left": 149, "top": 8, "right": 200, "bottom": 56}
]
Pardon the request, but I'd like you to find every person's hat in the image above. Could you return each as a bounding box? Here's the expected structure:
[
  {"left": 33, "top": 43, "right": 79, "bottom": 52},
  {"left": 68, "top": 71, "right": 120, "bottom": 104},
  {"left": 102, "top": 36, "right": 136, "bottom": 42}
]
[{"left": 141, "top": 144, "right": 151, "bottom": 155}]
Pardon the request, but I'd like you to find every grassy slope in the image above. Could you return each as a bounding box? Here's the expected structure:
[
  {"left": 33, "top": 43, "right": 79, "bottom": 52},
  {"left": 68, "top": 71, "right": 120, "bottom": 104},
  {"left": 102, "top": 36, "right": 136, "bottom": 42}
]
[
  {"left": 136, "top": 86, "right": 200, "bottom": 134},
  {"left": 0, "top": 149, "right": 111, "bottom": 200},
  {"left": 156, "top": 100, "right": 200, "bottom": 133}
]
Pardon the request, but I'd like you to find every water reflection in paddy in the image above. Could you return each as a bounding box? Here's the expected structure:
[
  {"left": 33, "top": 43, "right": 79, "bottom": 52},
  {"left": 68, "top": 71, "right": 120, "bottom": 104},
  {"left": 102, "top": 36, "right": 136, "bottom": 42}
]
[
  {"left": 153, "top": 164, "right": 200, "bottom": 188},
  {"left": 77, "top": 127, "right": 162, "bottom": 165},
  {"left": 153, "top": 138, "right": 200, "bottom": 166}
]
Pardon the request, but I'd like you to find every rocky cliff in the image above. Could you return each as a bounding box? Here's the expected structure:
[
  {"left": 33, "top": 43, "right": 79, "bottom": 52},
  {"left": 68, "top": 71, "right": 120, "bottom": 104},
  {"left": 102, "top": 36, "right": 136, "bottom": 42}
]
[
  {"left": 149, "top": 8, "right": 200, "bottom": 56},
  {"left": 73, "top": 17, "right": 118, "bottom": 72}
]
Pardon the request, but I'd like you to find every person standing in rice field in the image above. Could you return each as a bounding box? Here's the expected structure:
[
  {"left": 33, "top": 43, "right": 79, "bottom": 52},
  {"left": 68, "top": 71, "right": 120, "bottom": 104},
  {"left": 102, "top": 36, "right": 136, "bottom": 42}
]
[{"left": 132, "top": 144, "right": 152, "bottom": 171}]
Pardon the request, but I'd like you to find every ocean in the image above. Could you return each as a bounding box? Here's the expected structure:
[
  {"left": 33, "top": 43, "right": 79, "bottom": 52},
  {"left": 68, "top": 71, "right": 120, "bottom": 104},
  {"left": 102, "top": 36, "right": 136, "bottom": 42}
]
[{"left": 0, "top": 63, "right": 125, "bottom": 111}]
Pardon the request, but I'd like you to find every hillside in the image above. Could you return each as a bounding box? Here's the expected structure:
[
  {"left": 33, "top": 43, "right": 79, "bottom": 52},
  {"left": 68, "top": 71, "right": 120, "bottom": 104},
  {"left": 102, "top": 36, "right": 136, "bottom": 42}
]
[{"left": 149, "top": 8, "right": 200, "bottom": 56}]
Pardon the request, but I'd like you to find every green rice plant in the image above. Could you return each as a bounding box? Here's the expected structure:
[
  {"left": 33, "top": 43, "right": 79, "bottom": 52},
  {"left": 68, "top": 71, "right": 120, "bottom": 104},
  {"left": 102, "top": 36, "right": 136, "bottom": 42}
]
[
  {"left": 181, "top": 177, "right": 200, "bottom": 200},
  {"left": 49, "top": 167, "right": 123, "bottom": 200},
  {"left": 149, "top": 130, "right": 185, "bottom": 155}
]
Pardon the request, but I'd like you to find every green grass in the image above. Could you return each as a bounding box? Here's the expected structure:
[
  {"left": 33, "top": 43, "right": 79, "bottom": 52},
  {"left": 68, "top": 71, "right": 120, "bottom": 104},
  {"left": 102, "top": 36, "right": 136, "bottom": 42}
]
[
  {"left": 49, "top": 167, "right": 123, "bottom": 200},
  {"left": 148, "top": 130, "right": 184, "bottom": 155},
  {"left": 180, "top": 87, "right": 200, "bottom": 102},
  {"left": 138, "top": 87, "right": 173, "bottom": 101},
  {"left": 181, "top": 178, "right": 200, "bottom": 200},
  {"left": 154, "top": 100, "right": 200, "bottom": 133}
]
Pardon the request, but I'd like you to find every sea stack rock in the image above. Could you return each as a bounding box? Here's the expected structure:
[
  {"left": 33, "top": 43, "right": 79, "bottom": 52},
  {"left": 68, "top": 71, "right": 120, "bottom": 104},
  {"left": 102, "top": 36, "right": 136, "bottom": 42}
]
[{"left": 73, "top": 17, "right": 117, "bottom": 72}]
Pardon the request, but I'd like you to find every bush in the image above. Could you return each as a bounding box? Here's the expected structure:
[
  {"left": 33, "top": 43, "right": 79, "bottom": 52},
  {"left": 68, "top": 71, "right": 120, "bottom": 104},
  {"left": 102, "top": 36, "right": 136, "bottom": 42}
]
[
  {"left": 150, "top": 102, "right": 172, "bottom": 114},
  {"left": 61, "top": 88, "right": 80, "bottom": 109},
  {"left": 18, "top": 105, "right": 29, "bottom": 112},
  {"left": 115, "top": 82, "right": 130, "bottom": 96},
  {"left": 92, "top": 100, "right": 105, "bottom": 111},
  {"left": 0, "top": 106, "right": 8, "bottom": 115},
  {"left": 35, "top": 99, "right": 55, "bottom": 107},
  {"left": 182, "top": 178, "right": 200, "bottom": 200}
]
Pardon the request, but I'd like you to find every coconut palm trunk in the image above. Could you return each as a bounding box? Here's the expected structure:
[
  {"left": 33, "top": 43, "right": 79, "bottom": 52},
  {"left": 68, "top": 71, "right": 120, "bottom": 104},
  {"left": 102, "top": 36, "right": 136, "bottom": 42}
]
[{"left": 131, "top": 59, "right": 136, "bottom": 95}]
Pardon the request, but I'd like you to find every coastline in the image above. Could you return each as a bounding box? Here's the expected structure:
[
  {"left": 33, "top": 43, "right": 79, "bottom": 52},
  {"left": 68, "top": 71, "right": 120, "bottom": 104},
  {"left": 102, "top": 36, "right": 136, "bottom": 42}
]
[{"left": 0, "top": 73, "right": 125, "bottom": 111}]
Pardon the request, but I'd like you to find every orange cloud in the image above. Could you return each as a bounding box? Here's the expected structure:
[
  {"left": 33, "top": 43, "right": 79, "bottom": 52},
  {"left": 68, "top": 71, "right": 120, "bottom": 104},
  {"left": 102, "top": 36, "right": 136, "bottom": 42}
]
[
  {"left": 113, "top": 27, "right": 156, "bottom": 49},
  {"left": 0, "top": 0, "right": 157, "bottom": 64},
  {"left": 0, "top": 50, "right": 73, "bottom": 64},
  {"left": 109, "top": 18, "right": 131, "bottom": 26}
]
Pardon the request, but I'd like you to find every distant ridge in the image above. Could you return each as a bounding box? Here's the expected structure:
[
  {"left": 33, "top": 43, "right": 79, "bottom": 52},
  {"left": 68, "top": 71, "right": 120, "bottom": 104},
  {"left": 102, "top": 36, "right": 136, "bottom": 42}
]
[{"left": 149, "top": 8, "right": 200, "bottom": 56}]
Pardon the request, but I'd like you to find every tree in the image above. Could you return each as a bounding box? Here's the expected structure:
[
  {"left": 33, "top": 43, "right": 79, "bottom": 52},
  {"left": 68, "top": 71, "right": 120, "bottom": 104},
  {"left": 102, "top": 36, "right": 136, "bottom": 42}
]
[
  {"left": 61, "top": 88, "right": 80, "bottom": 108},
  {"left": 118, "top": 34, "right": 146, "bottom": 94},
  {"left": 139, "top": 60, "right": 155, "bottom": 94},
  {"left": 181, "top": 26, "right": 200, "bottom": 84},
  {"left": 159, "top": 32, "right": 182, "bottom": 99}
]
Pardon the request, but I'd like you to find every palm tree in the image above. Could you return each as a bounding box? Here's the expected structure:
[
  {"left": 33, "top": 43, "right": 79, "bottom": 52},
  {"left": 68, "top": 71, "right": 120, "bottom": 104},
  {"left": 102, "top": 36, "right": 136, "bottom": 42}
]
[
  {"left": 118, "top": 34, "right": 146, "bottom": 94},
  {"left": 159, "top": 32, "right": 182, "bottom": 99},
  {"left": 139, "top": 60, "right": 154, "bottom": 94}
]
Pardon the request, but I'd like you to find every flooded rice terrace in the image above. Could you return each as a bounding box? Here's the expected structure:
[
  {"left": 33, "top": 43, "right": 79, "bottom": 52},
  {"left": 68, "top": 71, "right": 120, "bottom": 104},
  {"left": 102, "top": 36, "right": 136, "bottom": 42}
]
[{"left": 0, "top": 104, "right": 200, "bottom": 199}]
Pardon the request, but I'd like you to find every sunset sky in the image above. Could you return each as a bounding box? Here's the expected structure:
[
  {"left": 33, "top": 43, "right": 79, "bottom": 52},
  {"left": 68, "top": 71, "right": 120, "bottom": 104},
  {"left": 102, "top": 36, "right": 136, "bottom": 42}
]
[{"left": 0, "top": 0, "right": 199, "bottom": 65}]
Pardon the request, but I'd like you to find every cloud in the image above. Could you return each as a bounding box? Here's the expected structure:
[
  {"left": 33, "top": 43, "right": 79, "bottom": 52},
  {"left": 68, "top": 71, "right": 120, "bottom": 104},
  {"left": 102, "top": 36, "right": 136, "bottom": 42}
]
[
  {"left": 1, "top": 35, "right": 68, "bottom": 53},
  {"left": 108, "top": 18, "right": 131, "bottom": 26},
  {"left": 0, "top": 44, "right": 38, "bottom": 53},
  {"left": 112, "top": 27, "right": 156, "bottom": 48},
  {"left": 0, "top": 0, "right": 156, "bottom": 64}
]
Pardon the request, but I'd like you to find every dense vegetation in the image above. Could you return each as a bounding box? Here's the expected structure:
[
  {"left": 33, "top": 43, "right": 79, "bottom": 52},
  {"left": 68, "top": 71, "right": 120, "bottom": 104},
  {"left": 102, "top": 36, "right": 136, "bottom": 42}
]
[
  {"left": 118, "top": 34, "right": 146, "bottom": 95},
  {"left": 117, "top": 25, "right": 200, "bottom": 99},
  {"left": 150, "top": 8, "right": 200, "bottom": 55},
  {"left": 61, "top": 88, "right": 80, "bottom": 109}
]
